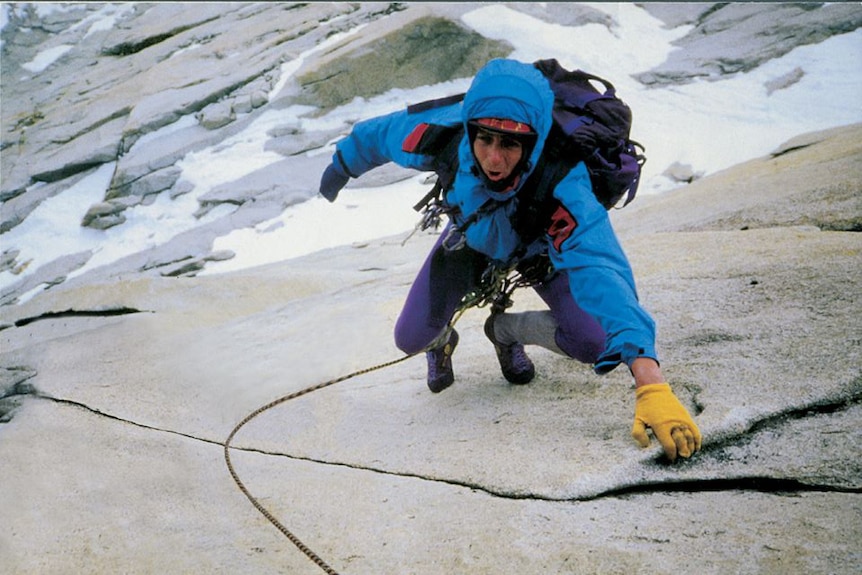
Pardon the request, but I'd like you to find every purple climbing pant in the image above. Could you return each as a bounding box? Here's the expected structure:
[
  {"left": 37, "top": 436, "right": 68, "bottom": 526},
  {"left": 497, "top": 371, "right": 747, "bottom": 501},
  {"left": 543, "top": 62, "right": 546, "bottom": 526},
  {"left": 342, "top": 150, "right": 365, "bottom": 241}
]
[{"left": 394, "top": 230, "right": 606, "bottom": 363}]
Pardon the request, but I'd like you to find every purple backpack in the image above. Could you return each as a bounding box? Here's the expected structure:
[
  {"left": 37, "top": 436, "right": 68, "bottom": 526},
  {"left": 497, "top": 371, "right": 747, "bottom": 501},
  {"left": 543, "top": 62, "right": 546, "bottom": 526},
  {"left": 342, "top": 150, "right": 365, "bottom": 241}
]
[{"left": 534, "top": 58, "right": 646, "bottom": 209}]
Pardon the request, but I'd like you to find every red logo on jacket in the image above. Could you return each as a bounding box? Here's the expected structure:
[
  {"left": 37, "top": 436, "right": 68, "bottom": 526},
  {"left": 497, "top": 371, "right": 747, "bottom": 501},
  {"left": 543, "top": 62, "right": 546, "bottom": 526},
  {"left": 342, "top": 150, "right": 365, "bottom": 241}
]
[{"left": 547, "top": 205, "right": 577, "bottom": 252}]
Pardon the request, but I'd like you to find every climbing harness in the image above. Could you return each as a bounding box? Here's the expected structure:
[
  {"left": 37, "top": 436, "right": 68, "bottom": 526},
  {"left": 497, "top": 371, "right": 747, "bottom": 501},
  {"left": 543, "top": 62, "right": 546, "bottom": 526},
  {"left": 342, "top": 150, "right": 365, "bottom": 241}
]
[
  {"left": 461, "top": 258, "right": 549, "bottom": 313},
  {"left": 223, "top": 233, "right": 546, "bottom": 573}
]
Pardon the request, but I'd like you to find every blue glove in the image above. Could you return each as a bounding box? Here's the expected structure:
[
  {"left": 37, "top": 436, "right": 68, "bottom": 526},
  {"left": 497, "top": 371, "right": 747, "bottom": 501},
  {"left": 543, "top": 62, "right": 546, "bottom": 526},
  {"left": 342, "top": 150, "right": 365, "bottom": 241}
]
[{"left": 319, "top": 163, "right": 349, "bottom": 202}]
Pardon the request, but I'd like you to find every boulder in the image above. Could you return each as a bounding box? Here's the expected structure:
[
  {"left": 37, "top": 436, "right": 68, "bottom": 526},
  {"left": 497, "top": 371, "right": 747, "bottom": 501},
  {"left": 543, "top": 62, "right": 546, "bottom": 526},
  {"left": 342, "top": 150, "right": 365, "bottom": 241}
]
[
  {"left": 291, "top": 8, "right": 512, "bottom": 111},
  {"left": 81, "top": 200, "right": 127, "bottom": 230}
]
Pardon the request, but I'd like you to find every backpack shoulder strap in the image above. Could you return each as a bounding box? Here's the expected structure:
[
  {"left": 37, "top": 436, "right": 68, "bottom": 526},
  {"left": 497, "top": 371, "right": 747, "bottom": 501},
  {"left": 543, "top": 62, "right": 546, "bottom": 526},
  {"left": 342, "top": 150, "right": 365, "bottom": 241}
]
[
  {"left": 511, "top": 140, "right": 576, "bottom": 243},
  {"left": 401, "top": 122, "right": 463, "bottom": 213},
  {"left": 407, "top": 93, "right": 465, "bottom": 114},
  {"left": 401, "top": 97, "right": 465, "bottom": 213}
]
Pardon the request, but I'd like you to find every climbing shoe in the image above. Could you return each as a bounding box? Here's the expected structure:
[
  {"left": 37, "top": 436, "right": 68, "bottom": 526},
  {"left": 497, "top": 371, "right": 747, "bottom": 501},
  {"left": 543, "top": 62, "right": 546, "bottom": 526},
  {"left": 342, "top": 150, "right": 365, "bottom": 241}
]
[
  {"left": 426, "top": 329, "right": 459, "bottom": 393},
  {"left": 484, "top": 314, "right": 535, "bottom": 385}
]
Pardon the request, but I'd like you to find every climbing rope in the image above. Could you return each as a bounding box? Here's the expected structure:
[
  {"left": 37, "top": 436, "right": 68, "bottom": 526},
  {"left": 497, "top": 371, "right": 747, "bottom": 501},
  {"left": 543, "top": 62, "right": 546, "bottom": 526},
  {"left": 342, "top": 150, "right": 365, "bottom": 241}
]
[
  {"left": 224, "top": 353, "right": 415, "bottom": 575},
  {"left": 223, "top": 260, "right": 541, "bottom": 573}
]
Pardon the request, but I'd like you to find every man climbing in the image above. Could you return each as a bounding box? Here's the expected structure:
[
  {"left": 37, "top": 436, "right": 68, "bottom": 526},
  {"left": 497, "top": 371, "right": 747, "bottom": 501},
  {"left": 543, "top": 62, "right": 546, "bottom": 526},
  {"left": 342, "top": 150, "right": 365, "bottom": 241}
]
[{"left": 317, "top": 58, "right": 701, "bottom": 462}]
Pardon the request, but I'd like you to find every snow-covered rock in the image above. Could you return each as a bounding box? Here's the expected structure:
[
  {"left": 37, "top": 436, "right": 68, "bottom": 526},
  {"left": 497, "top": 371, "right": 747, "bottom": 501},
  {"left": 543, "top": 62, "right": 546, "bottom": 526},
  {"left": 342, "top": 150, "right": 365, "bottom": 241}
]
[{"left": 2, "top": 2, "right": 860, "bottom": 308}]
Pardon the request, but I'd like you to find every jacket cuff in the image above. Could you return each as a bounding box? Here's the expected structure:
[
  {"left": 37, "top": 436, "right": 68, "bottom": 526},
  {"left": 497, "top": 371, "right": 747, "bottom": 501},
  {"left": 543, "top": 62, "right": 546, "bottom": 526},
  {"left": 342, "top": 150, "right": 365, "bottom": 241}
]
[
  {"left": 333, "top": 149, "right": 357, "bottom": 178},
  {"left": 593, "top": 341, "right": 658, "bottom": 375}
]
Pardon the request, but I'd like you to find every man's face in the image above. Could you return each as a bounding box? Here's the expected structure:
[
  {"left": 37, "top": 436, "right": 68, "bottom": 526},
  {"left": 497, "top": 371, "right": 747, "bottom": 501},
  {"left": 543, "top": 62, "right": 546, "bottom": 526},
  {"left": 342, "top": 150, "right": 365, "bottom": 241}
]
[{"left": 472, "top": 128, "right": 525, "bottom": 183}]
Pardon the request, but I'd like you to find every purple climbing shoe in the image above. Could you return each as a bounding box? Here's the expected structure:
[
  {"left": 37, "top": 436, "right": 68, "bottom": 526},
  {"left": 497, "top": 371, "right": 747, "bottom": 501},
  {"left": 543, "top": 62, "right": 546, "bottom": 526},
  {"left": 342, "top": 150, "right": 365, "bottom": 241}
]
[
  {"left": 426, "top": 330, "right": 459, "bottom": 393},
  {"left": 484, "top": 314, "right": 535, "bottom": 384}
]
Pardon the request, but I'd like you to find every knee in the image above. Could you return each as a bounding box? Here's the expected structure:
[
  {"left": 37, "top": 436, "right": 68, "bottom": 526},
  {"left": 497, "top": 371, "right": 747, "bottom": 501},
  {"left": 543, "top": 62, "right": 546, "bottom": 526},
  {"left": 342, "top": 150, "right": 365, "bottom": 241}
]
[
  {"left": 555, "top": 330, "right": 605, "bottom": 364},
  {"left": 394, "top": 325, "right": 423, "bottom": 355},
  {"left": 394, "top": 321, "right": 440, "bottom": 355}
]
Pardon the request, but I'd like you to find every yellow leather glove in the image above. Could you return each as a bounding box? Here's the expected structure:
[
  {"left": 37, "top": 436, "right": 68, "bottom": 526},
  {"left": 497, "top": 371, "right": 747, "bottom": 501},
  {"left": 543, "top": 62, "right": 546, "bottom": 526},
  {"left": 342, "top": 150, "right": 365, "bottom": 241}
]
[{"left": 632, "top": 383, "right": 702, "bottom": 461}]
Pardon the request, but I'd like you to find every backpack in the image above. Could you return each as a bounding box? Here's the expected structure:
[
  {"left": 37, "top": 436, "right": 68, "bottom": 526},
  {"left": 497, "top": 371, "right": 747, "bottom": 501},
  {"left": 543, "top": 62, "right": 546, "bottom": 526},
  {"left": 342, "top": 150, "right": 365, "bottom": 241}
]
[
  {"left": 408, "top": 59, "right": 646, "bottom": 244},
  {"left": 534, "top": 58, "right": 645, "bottom": 210}
]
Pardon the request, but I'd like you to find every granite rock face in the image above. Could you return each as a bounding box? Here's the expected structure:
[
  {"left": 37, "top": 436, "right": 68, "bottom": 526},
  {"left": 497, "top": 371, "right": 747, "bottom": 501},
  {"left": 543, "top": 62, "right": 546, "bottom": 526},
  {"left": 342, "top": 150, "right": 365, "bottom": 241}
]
[
  {"left": 0, "top": 123, "right": 859, "bottom": 575},
  {"left": 1, "top": 7, "right": 861, "bottom": 571}
]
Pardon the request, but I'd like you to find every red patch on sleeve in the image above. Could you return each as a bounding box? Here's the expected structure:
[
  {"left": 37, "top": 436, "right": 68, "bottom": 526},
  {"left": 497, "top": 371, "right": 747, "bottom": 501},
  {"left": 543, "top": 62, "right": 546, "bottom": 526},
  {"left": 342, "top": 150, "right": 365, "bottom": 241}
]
[
  {"left": 402, "top": 123, "right": 430, "bottom": 153},
  {"left": 547, "top": 205, "right": 578, "bottom": 252}
]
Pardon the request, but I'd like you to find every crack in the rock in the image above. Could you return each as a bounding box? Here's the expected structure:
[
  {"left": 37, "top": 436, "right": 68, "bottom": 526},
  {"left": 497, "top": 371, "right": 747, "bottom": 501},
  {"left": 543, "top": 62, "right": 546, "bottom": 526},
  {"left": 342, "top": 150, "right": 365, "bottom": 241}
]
[
  {"left": 29, "top": 392, "right": 862, "bottom": 503},
  {"left": 747, "top": 388, "right": 862, "bottom": 435},
  {"left": 593, "top": 476, "right": 862, "bottom": 500},
  {"left": 770, "top": 143, "right": 814, "bottom": 158},
  {"left": 0, "top": 366, "right": 37, "bottom": 396},
  {"left": 100, "top": 15, "right": 221, "bottom": 57},
  {"left": 32, "top": 393, "right": 226, "bottom": 448},
  {"left": 265, "top": 453, "right": 862, "bottom": 503},
  {"left": 13, "top": 307, "right": 145, "bottom": 328},
  {"left": 699, "top": 384, "right": 862, "bottom": 456},
  {"left": 0, "top": 367, "right": 38, "bottom": 422},
  {"left": 33, "top": 159, "right": 117, "bottom": 185}
]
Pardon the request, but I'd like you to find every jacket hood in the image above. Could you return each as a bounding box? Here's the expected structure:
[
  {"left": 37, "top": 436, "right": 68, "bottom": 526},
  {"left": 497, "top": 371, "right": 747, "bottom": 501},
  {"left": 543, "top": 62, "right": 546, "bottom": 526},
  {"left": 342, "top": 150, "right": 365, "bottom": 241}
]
[{"left": 459, "top": 59, "right": 554, "bottom": 200}]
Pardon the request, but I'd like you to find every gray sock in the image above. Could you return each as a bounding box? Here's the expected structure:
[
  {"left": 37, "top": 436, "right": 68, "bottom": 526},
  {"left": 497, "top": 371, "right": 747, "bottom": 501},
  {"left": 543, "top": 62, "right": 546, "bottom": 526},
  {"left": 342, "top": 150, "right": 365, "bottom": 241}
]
[{"left": 493, "top": 311, "right": 564, "bottom": 356}]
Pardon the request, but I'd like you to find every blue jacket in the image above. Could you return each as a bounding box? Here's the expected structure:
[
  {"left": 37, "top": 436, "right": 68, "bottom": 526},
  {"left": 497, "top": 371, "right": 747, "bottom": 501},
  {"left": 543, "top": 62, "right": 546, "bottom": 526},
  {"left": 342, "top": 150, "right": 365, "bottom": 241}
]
[{"left": 331, "top": 59, "right": 657, "bottom": 373}]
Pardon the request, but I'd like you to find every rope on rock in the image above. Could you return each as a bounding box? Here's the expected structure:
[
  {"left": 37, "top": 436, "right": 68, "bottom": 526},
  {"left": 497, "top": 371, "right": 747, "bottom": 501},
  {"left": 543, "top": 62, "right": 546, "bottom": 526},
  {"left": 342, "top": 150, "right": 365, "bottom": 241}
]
[
  {"left": 223, "top": 353, "right": 415, "bottom": 575},
  {"left": 223, "top": 262, "right": 534, "bottom": 573}
]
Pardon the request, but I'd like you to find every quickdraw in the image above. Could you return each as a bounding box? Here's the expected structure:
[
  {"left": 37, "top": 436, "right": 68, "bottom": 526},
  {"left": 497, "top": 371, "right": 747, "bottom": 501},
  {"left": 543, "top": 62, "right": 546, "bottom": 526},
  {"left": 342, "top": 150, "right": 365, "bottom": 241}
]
[
  {"left": 459, "top": 253, "right": 555, "bottom": 315},
  {"left": 401, "top": 196, "right": 448, "bottom": 246}
]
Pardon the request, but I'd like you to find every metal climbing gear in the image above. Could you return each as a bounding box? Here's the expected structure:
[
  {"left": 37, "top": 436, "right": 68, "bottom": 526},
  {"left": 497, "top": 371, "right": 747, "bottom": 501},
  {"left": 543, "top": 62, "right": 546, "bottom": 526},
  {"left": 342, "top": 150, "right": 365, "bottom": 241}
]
[
  {"left": 457, "top": 257, "right": 549, "bottom": 315},
  {"left": 401, "top": 191, "right": 449, "bottom": 246}
]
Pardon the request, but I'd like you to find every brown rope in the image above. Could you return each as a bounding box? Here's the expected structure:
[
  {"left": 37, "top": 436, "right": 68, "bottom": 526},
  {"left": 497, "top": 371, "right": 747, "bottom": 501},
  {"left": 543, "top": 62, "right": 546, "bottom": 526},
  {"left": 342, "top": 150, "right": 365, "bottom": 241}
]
[
  {"left": 222, "top": 266, "right": 525, "bottom": 572},
  {"left": 223, "top": 353, "right": 415, "bottom": 575}
]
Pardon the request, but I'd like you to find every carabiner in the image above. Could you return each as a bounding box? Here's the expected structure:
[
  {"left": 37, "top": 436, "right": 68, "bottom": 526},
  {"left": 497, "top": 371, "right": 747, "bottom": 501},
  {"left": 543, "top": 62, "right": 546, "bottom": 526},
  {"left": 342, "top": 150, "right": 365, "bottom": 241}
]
[{"left": 442, "top": 226, "right": 467, "bottom": 251}]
